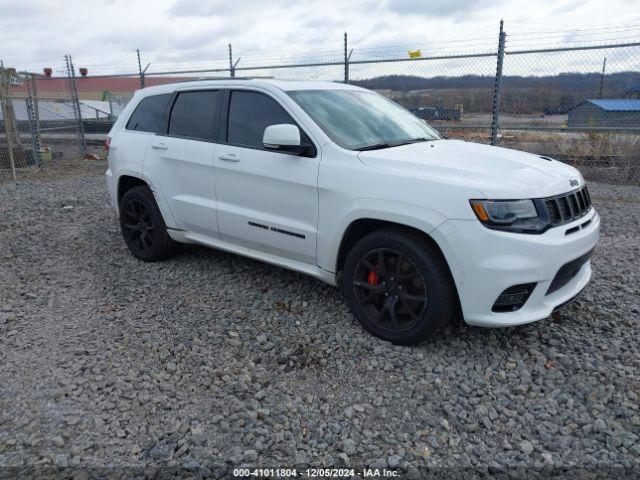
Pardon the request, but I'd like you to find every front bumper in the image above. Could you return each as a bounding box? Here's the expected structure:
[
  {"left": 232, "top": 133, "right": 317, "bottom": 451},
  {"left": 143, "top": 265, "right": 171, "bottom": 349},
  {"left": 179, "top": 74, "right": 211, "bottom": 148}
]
[{"left": 434, "top": 208, "right": 600, "bottom": 327}]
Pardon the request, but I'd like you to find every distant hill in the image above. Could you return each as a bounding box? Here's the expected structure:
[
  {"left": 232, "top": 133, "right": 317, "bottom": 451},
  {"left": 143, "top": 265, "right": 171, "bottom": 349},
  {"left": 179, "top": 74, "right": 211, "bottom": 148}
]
[{"left": 353, "top": 72, "right": 640, "bottom": 114}]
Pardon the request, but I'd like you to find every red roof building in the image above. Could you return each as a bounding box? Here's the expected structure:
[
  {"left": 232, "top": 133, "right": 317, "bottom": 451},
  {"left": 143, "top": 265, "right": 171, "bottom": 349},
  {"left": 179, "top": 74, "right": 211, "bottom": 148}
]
[{"left": 11, "top": 75, "right": 188, "bottom": 100}]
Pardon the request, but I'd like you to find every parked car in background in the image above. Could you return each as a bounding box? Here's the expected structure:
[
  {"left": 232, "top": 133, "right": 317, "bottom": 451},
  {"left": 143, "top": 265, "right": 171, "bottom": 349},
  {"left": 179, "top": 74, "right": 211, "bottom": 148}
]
[{"left": 105, "top": 79, "right": 599, "bottom": 344}]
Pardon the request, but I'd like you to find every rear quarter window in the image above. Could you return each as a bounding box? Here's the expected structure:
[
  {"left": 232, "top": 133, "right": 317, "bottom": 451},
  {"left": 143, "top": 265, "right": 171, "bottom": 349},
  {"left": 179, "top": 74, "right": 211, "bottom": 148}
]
[{"left": 126, "top": 94, "right": 171, "bottom": 133}]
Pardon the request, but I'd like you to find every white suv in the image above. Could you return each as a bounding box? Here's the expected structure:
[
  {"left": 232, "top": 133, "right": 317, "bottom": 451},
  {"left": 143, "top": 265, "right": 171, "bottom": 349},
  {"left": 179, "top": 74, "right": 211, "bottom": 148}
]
[{"left": 106, "top": 79, "right": 599, "bottom": 344}]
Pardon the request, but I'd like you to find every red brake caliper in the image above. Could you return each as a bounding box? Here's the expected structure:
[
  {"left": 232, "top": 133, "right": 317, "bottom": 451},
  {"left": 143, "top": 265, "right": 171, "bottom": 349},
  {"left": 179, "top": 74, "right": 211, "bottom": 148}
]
[{"left": 367, "top": 271, "right": 379, "bottom": 285}]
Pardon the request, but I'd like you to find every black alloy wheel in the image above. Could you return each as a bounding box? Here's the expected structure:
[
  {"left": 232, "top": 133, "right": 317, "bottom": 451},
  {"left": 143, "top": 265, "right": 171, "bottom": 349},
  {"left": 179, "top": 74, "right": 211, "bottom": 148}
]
[
  {"left": 121, "top": 198, "right": 156, "bottom": 257},
  {"left": 119, "top": 186, "right": 177, "bottom": 261},
  {"left": 353, "top": 248, "right": 427, "bottom": 332},
  {"left": 342, "top": 228, "right": 457, "bottom": 344}
]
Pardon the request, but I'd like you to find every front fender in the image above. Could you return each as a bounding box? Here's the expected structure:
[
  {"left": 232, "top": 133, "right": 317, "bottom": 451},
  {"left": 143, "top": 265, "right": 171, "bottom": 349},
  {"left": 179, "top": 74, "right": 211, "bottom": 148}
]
[{"left": 317, "top": 198, "right": 448, "bottom": 273}]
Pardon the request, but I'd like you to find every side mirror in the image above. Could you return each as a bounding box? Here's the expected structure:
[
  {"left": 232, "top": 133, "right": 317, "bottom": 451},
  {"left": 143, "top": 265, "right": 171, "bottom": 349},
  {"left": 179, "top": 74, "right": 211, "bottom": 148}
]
[{"left": 263, "top": 124, "right": 304, "bottom": 154}]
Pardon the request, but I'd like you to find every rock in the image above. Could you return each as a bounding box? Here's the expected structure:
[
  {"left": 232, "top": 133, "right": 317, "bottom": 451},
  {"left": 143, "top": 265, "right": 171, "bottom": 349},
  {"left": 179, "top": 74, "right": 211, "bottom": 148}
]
[
  {"left": 417, "top": 445, "right": 431, "bottom": 459},
  {"left": 593, "top": 419, "right": 606, "bottom": 432},
  {"left": 369, "top": 458, "right": 387, "bottom": 470},
  {"left": 52, "top": 436, "right": 65, "bottom": 448},
  {"left": 243, "top": 450, "right": 258, "bottom": 462},
  {"left": 0, "top": 177, "right": 635, "bottom": 474},
  {"left": 342, "top": 439, "right": 357, "bottom": 455},
  {"left": 295, "top": 450, "right": 310, "bottom": 466},
  {"left": 387, "top": 454, "right": 403, "bottom": 468},
  {"left": 53, "top": 453, "right": 69, "bottom": 467},
  {"left": 519, "top": 440, "right": 534, "bottom": 454}
]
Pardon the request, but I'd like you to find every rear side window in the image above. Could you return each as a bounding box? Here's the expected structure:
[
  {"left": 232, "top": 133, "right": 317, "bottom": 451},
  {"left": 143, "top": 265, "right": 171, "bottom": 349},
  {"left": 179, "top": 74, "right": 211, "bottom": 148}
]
[
  {"left": 168, "top": 90, "right": 220, "bottom": 141},
  {"left": 126, "top": 94, "right": 171, "bottom": 133},
  {"left": 227, "top": 90, "right": 296, "bottom": 149}
]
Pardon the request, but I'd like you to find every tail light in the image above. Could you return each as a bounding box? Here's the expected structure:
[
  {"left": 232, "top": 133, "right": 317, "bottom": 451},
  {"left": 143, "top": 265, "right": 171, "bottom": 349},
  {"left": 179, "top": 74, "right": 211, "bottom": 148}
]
[{"left": 105, "top": 136, "right": 111, "bottom": 153}]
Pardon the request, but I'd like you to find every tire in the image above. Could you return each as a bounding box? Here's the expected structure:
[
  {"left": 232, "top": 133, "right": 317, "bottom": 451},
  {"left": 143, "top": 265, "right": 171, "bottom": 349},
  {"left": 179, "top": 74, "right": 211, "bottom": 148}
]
[
  {"left": 342, "top": 228, "right": 457, "bottom": 345},
  {"left": 119, "top": 185, "right": 177, "bottom": 262}
]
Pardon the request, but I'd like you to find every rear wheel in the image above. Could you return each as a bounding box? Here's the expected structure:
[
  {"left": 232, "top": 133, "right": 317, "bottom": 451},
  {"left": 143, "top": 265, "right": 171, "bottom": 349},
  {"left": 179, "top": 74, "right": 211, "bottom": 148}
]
[
  {"left": 119, "top": 186, "right": 177, "bottom": 261},
  {"left": 342, "top": 228, "right": 456, "bottom": 345}
]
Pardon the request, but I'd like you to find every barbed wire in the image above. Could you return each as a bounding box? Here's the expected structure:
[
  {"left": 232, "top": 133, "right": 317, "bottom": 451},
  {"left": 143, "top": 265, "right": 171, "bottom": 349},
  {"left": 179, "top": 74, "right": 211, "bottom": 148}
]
[{"left": 6, "top": 23, "right": 640, "bottom": 76}]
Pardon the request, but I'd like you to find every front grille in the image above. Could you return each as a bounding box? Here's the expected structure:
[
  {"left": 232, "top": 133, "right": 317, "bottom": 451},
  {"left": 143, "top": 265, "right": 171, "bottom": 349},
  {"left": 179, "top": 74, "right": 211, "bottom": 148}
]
[
  {"left": 546, "top": 249, "right": 593, "bottom": 295},
  {"left": 539, "top": 186, "right": 592, "bottom": 227}
]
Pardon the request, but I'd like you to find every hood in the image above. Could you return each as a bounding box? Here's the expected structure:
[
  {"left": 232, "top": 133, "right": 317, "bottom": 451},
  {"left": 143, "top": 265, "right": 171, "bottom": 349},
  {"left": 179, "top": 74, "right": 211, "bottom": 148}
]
[{"left": 357, "top": 139, "right": 583, "bottom": 199}]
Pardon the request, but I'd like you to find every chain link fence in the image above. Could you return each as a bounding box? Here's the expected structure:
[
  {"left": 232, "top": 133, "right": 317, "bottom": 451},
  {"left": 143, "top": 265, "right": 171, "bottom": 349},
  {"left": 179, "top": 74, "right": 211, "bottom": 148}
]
[
  {"left": 500, "top": 43, "right": 640, "bottom": 184},
  {"left": 1, "top": 70, "right": 41, "bottom": 181},
  {"left": 0, "top": 58, "right": 88, "bottom": 181},
  {"left": 4, "top": 24, "right": 640, "bottom": 184}
]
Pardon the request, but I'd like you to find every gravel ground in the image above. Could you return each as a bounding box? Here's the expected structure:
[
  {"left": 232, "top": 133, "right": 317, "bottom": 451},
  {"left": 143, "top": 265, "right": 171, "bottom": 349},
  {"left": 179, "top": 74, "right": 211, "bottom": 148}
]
[{"left": 0, "top": 158, "right": 639, "bottom": 478}]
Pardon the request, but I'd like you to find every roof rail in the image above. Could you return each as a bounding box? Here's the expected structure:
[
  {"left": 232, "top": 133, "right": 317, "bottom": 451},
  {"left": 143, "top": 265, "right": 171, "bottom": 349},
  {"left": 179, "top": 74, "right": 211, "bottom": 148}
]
[{"left": 186, "top": 76, "right": 276, "bottom": 81}]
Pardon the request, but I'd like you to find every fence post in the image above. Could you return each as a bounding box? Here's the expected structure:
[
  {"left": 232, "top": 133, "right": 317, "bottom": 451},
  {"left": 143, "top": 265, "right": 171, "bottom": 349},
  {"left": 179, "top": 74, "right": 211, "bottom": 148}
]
[
  {"left": 137, "top": 49, "right": 145, "bottom": 88},
  {"left": 0, "top": 68, "right": 17, "bottom": 179},
  {"left": 65, "top": 54, "right": 87, "bottom": 157},
  {"left": 31, "top": 73, "right": 40, "bottom": 133},
  {"left": 490, "top": 20, "right": 506, "bottom": 146},
  {"left": 344, "top": 32, "right": 349, "bottom": 84},
  {"left": 107, "top": 92, "right": 114, "bottom": 121},
  {"left": 229, "top": 44, "right": 235, "bottom": 77},
  {"left": 25, "top": 75, "right": 42, "bottom": 167}
]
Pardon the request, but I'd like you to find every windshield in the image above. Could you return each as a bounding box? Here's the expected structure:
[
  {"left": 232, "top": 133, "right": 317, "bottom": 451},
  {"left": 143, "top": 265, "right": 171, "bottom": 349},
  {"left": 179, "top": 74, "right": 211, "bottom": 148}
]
[{"left": 287, "top": 89, "right": 441, "bottom": 150}]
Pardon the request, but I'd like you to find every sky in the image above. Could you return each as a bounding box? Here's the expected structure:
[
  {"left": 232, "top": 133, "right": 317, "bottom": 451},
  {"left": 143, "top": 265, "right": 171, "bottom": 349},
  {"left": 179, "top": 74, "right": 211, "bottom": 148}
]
[{"left": 1, "top": 0, "right": 640, "bottom": 76}]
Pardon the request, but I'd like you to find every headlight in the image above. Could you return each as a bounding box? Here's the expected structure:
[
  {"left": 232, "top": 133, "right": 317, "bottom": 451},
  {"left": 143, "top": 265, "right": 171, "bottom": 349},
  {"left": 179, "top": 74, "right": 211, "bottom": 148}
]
[{"left": 470, "top": 199, "right": 548, "bottom": 233}]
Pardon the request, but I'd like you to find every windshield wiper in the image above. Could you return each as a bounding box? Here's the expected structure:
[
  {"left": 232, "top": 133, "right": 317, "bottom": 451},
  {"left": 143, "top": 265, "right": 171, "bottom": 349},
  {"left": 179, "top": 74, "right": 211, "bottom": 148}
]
[
  {"left": 355, "top": 137, "right": 434, "bottom": 151},
  {"left": 355, "top": 142, "right": 395, "bottom": 151}
]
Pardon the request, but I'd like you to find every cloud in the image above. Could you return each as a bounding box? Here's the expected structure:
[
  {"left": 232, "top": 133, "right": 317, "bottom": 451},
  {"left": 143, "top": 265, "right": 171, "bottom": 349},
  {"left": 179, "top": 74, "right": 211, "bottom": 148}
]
[
  {"left": 385, "top": 0, "right": 498, "bottom": 17},
  {"left": 1, "top": 0, "right": 639, "bottom": 75},
  {"left": 167, "top": 0, "right": 295, "bottom": 17},
  {"left": 0, "top": 0, "right": 50, "bottom": 19},
  {"left": 549, "top": 0, "right": 583, "bottom": 15}
]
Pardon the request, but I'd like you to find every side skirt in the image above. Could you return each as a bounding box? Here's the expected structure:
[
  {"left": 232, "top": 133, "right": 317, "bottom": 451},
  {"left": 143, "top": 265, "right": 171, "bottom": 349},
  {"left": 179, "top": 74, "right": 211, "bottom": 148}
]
[{"left": 168, "top": 230, "right": 338, "bottom": 286}]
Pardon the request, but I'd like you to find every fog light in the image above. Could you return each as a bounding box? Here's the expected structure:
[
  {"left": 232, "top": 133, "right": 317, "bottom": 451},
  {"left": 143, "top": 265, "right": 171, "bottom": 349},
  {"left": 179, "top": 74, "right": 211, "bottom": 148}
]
[{"left": 492, "top": 283, "right": 537, "bottom": 312}]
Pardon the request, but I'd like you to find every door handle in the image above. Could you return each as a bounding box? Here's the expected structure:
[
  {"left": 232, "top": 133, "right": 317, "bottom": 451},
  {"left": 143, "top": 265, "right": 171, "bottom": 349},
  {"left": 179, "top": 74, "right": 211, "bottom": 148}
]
[
  {"left": 218, "top": 153, "right": 240, "bottom": 162},
  {"left": 151, "top": 143, "right": 168, "bottom": 150}
]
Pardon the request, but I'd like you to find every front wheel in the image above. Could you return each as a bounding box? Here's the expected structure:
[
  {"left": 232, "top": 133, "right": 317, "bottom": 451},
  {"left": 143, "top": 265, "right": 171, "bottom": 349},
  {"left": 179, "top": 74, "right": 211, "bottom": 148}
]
[{"left": 342, "top": 228, "right": 457, "bottom": 345}]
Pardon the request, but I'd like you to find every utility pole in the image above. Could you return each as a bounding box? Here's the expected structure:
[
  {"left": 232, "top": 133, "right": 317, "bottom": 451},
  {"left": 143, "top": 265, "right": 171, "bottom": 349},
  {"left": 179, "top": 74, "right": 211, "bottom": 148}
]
[{"left": 598, "top": 57, "right": 607, "bottom": 99}]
